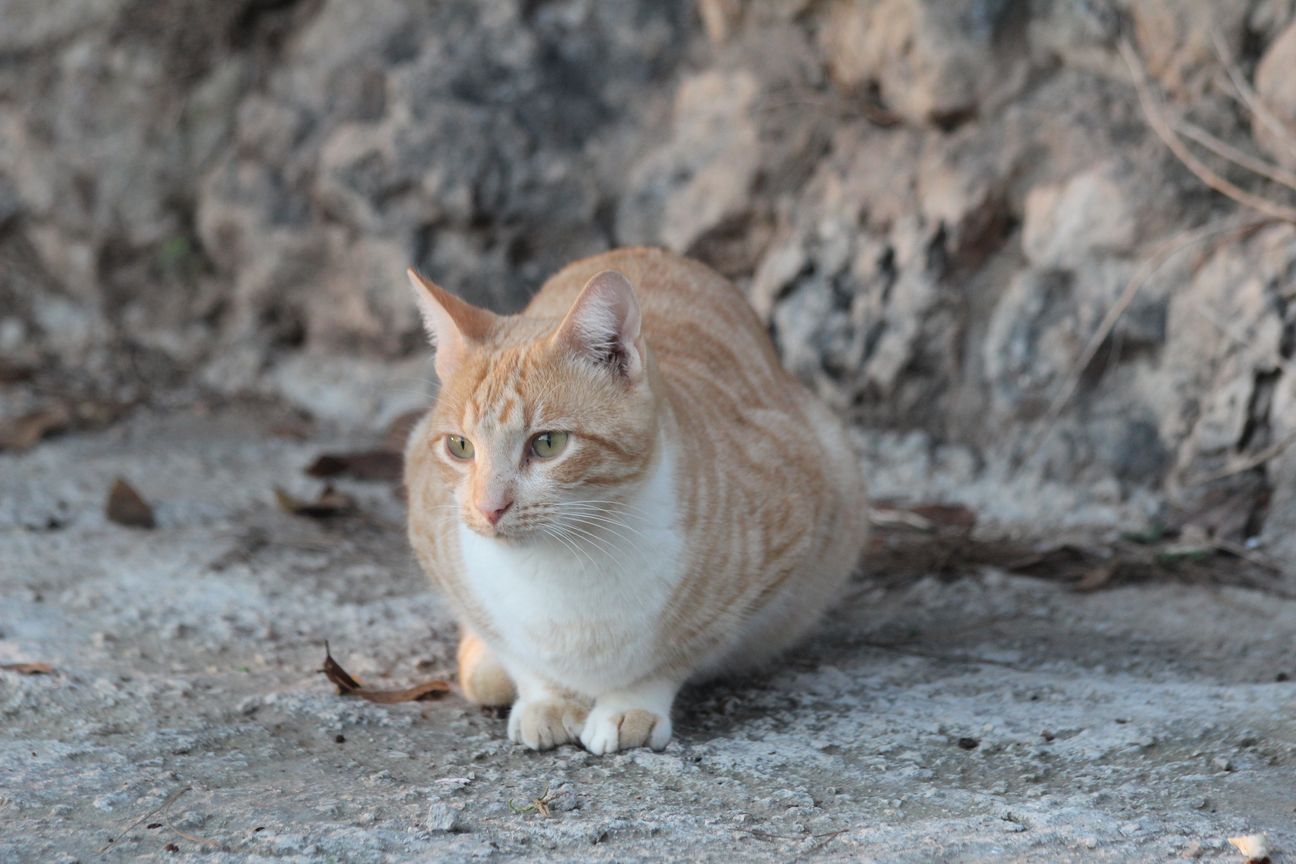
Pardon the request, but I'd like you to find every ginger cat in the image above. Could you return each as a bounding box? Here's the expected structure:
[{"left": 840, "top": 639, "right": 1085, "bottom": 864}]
[{"left": 404, "top": 248, "right": 866, "bottom": 754}]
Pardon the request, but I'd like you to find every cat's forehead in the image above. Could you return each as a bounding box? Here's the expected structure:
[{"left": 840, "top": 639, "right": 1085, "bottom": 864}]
[{"left": 460, "top": 346, "right": 547, "bottom": 432}]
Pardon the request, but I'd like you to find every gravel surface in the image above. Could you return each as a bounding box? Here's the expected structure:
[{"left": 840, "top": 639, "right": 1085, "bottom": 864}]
[{"left": 2, "top": 404, "right": 1293, "bottom": 862}]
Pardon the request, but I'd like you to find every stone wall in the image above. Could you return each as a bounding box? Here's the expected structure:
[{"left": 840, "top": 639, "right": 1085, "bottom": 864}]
[{"left": 4, "top": 0, "right": 1296, "bottom": 564}]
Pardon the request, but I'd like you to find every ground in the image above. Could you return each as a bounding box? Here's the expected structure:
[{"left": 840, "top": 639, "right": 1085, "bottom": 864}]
[{"left": 1, "top": 403, "right": 1293, "bottom": 863}]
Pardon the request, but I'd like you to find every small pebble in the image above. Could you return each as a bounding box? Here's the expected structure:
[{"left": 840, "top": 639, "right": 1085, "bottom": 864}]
[{"left": 426, "top": 802, "right": 459, "bottom": 833}]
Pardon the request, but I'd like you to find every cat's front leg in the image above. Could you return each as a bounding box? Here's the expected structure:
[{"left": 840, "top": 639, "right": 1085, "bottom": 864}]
[
  {"left": 505, "top": 666, "right": 590, "bottom": 751},
  {"left": 580, "top": 678, "right": 679, "bottom": 755}
]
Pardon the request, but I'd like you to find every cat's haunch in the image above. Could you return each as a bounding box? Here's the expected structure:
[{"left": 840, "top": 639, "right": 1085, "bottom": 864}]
[{"left": 404, "top": 247, "right": 868, "bottom": 754}]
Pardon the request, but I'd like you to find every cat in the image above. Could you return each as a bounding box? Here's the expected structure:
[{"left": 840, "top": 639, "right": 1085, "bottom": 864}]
[{"left": 404, "top": 247, "right": 867, "bottom": 754}]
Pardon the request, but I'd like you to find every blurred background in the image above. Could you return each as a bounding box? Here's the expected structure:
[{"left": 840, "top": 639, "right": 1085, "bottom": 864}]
[
  {"left": 4, "top": 3, "right": 1296, "bottom": 859},
  {"left": 4, "top": 0, "right": 1296, "bottom": 572}
]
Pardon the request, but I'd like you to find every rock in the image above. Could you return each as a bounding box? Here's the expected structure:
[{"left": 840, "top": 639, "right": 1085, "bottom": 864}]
[
  {"left": 5, "top": 0, "right": 1296, "bottom": 580},
  {"left": 426, "top": 802, "right": 460, "bottom": 833},
  {"left": 1130, "top": 0, "right": 1250, "bottom": 96},
  {"left": 1021, "top": 162, "right": 1141, "bottom": 270},
  {"left": 1253, "top": 21, "right": 1296, "bottom": 170},
  {"left": 823, "top": 0, "right": 1030, "bottom": 127},
  {"left": 983, "top": 269, "right": 1076, "bottom": 415},
  {"left": 617, "top": 69, "right": 762, "bottom": 253}
]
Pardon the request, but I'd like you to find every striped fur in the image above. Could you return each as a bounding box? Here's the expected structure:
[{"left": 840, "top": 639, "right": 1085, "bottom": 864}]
[{"left": 405, "top": 248, "right": 867, "bottom": 753}]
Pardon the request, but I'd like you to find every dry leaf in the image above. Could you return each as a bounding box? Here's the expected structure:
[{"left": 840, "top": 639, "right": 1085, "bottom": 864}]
[
  {"left": 1228, "top": 834, "right": 1270, "bottom": 863},
  {"left": 305, "top": 450, "right": 402, "bottom": 483},
  {"left": 269, "top": 416, "right": 316, "bottom": 441},
  {"left": 0, "top": 662, "right": 53, "bottom": 675},
  {"left": 907, "top": 503, "right": 977, "bottom": 532},
  {"left": 0, "top": 404, "right": 71, "bottom": 451},
  {"left": 275, "top": 484, "right": 355, "bottom": 518},
  {"left": 1073, "top": 563, "right": 1117, "bottom": 592},
  {"left": 0, "top": 358, "right": 36, "bottom": 384},
  {"left": 107, "top": 478, "right": 156, "bottom": 529},
  {"left": 321, "top": 642, "right": 450, "bottom": 703}
]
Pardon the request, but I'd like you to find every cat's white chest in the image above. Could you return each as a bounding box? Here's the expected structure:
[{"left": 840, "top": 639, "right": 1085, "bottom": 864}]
[{"left": 456, "top": 444, "right": 683, "bottom": 695}]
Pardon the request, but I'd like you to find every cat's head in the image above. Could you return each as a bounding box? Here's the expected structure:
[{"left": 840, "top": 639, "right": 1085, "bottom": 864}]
[{"left": 406, "top": 268, "right": 659, "bottom": 541}]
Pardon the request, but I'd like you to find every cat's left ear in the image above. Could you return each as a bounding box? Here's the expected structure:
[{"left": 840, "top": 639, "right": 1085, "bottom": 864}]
[
  {"left": 553, "top": 269, "right": 644, "bottom": 381},
  {"left": 406, "top": 268, "right": 495, "bottom": 381}
]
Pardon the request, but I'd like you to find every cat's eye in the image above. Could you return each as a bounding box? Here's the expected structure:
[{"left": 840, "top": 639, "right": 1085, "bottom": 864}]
[
  {"left": 529, "top": 431, "right": 569, "bottom": 460},
  {"left": 446, "top": 435, "right": 475, "bottom": 461}
]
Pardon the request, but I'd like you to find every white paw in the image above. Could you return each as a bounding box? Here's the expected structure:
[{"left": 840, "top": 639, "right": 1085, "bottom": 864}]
[
  {"left": 579, "top": 705, "right": 672, "bottom": 755},
  {"left": 507, "top": 699, "right": 587, "bottom": 751}
]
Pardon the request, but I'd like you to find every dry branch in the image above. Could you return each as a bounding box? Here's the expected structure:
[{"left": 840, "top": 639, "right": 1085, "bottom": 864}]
[
  {"left": 1210, "top": 29, "right": 1296, "bottom": 163},
  {"left": 1018, "top": 216, "right": 1267, "bottom": 467},
  {"left": 1119, "top": 38, "right": 1296, "bottom": 223}
]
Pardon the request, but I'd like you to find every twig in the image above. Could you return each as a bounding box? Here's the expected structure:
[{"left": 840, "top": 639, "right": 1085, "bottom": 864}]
[
  {"left": 867, "top": 508, "right": 935, "bottom": 531},
  {"left": 1211, "top": 538, "right": 1285, "bottom": 575},
  {"left": 801, "top": 827, "right": 851, "bottom": 856},
  {"left": 1017, "top": 216, "right": 1265, "bottom": 467},
  {"left": 508, "top": 783, "right": 557, "bottom": 818},
  {"left": 171, "top": 828, "right": 221, "bottom": 848},
  {"left": 98, "top": 786, "right": 190, "bottom": 853},
  {"left": 1120, "top": 38, "right": 1296, "bottom": 223},
  {"left": 1185, "top": 431, "right": 1296, "bottom": 486},
  {"left": 1171, "top": 119, "right": 1296, "bottom": 191},
  {"left": 855, "top": 639, "right": 1038, "bottom": 674},
  {"left": 1210, "top": 29, "right": 1296, "bottom": 163}
]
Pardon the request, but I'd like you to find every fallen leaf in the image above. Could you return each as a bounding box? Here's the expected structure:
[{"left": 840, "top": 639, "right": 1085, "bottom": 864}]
[
  {"left": 907, "top": 503, "right": 977, "bottom": 532},
  {"left": 0, "top": 358, "right": 36, "bottom": 384},
  {"left": 274, "top": 484, "right": 354, "bottom": 518},
  {"left": 106, "top": 478, "right": 156, "bottom": 529},
  {"left": 1228, "top": 833, "right": 1270, "bottom": 863},
  {"left": 0, "top": 662, "right": 53, "bottom": 675},
  {"left": 0, "top": 404, "right": 71, "bottom": 451},
  {"left": 269, "top": 416, "right": 316, "bottom": 441},
  {"left": 1073, "top": 563, "right": 1116, "bottom": 592},
  {"left": 305, "top": 450, "right": 402, "bottom": 483},
  {"left": 869, "top": 501, "right": 977, "bottom": 534},
  {"left": 320, "top": 642, "right": 450, "bottom": 703}
]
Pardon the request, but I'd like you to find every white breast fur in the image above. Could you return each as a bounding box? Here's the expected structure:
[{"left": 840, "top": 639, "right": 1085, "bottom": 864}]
[{"left": 456, "top": 434, "right": 683, "bottom": 698}]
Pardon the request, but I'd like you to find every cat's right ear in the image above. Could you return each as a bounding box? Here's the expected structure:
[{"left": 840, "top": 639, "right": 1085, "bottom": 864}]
[{"left": 406, "top": 268, "right": 494, "bottom": 381}]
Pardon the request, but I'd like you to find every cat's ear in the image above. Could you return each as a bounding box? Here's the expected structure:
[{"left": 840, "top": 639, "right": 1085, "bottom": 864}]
[
  {"left": 406, "top": 268, "right": 495, "bottom": 381},
  {"left": 553, "top": 269, "right": 644, "bottom": 380}
]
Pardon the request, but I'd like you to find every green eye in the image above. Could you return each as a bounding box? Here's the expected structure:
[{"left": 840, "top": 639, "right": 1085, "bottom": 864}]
[
  {"left": 529, "top": 431, "right": 569, "bottom": 459},
  {"left": 446, "top": 435, "right": 475, "bottom": 460}
]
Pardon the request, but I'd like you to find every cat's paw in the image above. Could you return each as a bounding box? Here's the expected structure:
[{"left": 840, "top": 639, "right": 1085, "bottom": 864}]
[
  {"left": 457, "top": 635, "right": 515, "bottom": 708},
  {"left": 579, "top": 706, "right": 672, "bottom": 755},
  {"left": 507, "top": 699, "right": 588, "bottom": 750}
]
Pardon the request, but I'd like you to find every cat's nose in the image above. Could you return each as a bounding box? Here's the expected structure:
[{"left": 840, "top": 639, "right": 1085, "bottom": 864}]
[{"left": 478, "top": 499, "right": 513, "bottom": 526}]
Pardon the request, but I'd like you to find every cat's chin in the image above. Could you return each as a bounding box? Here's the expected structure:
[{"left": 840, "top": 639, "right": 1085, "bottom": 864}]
[{"left": 465, "top": 523, "right": 531, "bottom": 544}]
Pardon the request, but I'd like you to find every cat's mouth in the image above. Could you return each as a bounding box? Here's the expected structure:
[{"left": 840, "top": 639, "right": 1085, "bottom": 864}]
[{"left": 466, "top": 518, "right": 528, "bottom": 542}]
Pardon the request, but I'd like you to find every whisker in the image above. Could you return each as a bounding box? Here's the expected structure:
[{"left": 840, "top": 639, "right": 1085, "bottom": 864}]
[
  {"left": 559, "top": 499, "right": 654, "bottom": 518},
  {"left": 539, "top": 524, "right": 578, "bottom": 558},
  {"left": 560, "top": 510, "right": 651, "bottom": 543},
  {"left": 562, "top": 521, "right": 632, "bottom": 573},
  {"left": 563, "top": 514, "right": 648, "bottom": 556},
  {"left": 548, "top": 524, "right": 599, "bottom": 572}
]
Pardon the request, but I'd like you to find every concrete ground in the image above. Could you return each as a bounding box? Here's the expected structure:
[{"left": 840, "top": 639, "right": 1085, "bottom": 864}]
[{"left": 1, "top": 402, "right": 1293, "bottom": 863}]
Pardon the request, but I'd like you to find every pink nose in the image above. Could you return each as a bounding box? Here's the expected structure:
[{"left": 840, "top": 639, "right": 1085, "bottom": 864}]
[{"left": 478, "top": 499, "right": 513, "bottom": 526}]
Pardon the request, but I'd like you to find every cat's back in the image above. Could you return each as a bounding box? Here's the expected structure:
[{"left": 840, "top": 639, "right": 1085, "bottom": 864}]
[{"left": 529, "top": 247, "right": 860, "bottom": 534}]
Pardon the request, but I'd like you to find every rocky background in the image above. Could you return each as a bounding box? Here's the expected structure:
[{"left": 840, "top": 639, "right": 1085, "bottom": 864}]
[{"left": 5, "top": 0, "right": 1296, "bottom": 574}]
